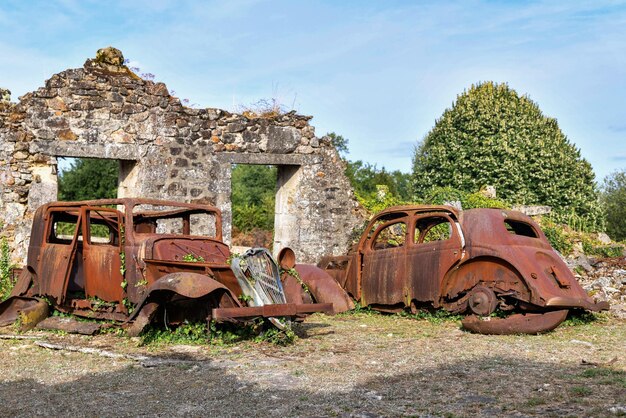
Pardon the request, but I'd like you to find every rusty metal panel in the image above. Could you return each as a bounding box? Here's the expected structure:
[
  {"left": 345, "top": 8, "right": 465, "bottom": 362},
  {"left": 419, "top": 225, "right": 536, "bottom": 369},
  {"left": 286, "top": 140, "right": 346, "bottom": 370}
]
[
  {"left": 462, "top": 310, "right": 569, "bottom": 335},
  {"left": 82, "top": 207, "right": 124, "bottom": 303},
  {"left": 212, "top": 303, "right": 333, "bottom": 320},
  {"left": 37, "top": 316, "right": 102, "bottom": 335},
  {"left": 38, "top": 243, "right": 78, "bottom": 303}
]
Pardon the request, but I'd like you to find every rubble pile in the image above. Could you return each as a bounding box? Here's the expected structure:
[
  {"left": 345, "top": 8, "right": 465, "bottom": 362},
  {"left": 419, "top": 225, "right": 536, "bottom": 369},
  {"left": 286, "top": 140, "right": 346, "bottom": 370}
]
[{"left": 570, "top": 256, "right": 626, "bottom": 318}]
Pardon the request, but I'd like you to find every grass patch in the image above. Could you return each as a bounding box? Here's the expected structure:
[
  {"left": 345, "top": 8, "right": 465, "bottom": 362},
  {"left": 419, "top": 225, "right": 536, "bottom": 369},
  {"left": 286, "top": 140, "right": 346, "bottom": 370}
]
[
  {"left": 336, "top": 302, "right": 380, "bottom": 317},
  {"left": 562, "top": 311, "right": 604, "bottom": 327},
  {"left": 569, "top": 386, "right": 592, "bottom": 397},
  {"left": 140, "top": 319, "right": 297, "bottom": 347},
  {"left": 526, "top": 396, "right": 547, "bottom": 407},
  {"left": 579, "top": 368, "right": 626, "bottom": 388},
  {"left": 400, "top": 309, "right": 463, "bottom": 324}
]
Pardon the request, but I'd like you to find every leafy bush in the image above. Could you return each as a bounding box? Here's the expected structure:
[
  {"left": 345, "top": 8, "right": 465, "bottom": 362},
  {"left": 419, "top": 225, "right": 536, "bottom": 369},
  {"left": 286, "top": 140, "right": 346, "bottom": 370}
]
[
  {"left": 540, "top": 219, "right": 574, "bottom": 255},
  {"left": 581, "top": 238, "right": 624, "bottom": 258},
  {"left": 0, "top": 238, "right": 14, "bottom": 301},
  {"left": 421, "top": 186, "right": 509, "bottom": 210},
  {"left": 346, "top": 160, "right": 412, "bottom": 201},
  {"left": 413, "top": 81, "right": 603, "bottom": 230}
]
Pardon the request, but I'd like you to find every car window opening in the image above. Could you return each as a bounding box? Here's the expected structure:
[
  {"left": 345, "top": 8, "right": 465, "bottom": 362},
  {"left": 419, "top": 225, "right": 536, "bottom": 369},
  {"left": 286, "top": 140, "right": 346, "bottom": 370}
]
[
  {"left": 415, "top": 216, "right": 452, "bottom": 243},
  {"left": 373, "top": 222, "right": 407, "bottom": 250},
  {"left": 504, "top": 220, "right": 538, "bottom": 238}
]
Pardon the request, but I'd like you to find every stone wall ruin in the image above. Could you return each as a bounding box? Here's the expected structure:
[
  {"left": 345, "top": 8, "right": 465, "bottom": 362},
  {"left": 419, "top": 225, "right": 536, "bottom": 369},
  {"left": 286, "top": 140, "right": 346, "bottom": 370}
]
[{"left": 0, "top": 48, "right": 361, "bottom": 265}]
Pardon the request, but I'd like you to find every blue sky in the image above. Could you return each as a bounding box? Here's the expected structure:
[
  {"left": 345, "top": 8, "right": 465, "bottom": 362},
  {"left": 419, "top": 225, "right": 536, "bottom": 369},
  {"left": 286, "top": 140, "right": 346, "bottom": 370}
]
[{"left": 1, "top": 0, "right": 625, "bottom": 181}]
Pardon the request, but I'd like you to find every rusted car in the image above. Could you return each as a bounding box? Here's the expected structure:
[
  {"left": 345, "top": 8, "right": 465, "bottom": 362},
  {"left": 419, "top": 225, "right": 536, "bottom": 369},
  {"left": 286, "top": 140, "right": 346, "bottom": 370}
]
[
  {"left": 0, "top": 199, "right": 353, "bottom": 334},
  {"left": 319, "top": 205, "right": 609, "bottom": 334}
]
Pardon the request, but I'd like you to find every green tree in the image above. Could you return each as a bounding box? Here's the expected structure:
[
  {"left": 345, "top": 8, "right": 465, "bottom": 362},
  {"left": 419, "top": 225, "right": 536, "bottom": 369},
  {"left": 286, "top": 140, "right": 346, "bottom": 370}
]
[
  {"left": 327, "top": 132, "right": 349, "bottom": 157},
  {"left": 345, "top": 161, "right": 412, "bottom": 201},
  {"left": 412, "top": 81, "right": 601, "bottom": 228},
  {"left": 327, "top": 132, "right": 412, "bottom": 202},
  {"left": 231, "top": 165, "right": 277, "bottom": 232},
  {"left": 58, "top": 158, "right": 118, "bottom": 201},
  {"left": 601, "top": 170, "right": 626, "bottom": 241}
]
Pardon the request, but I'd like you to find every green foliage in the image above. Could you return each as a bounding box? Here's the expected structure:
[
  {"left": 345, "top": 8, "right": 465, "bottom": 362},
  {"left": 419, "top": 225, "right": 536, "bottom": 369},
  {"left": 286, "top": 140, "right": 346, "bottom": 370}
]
[
  {"left": 547, "top": 209, "right": 605, "bottom": 234},
  {"left": 327, "top": 132, "right": 349, "bottom": 157},
  {"left": 601, "top": 170, "right": 626, "bottom": 241},
  {"left": 561, "top": 311, "right": 602, "bottom": 327},
  {"left": 346, "top": 160, "right": 412, "bottom": 201},
  {"left": 141, "top": 321, "right": 210, "bottom": 345},
  {"left": 401, "top": 309, "right": 463, "bottom": 324},
  {"left": 540, "top": 219, "right": 574, "bottom": 255},
  {"left": 579, "top": 368, "right": 626, "bottom": 388},
  {"left": 282, "top": 267, "right": 310, "bottom": 295},
  {"left": 328, "top": 131, "right": 412, "bottom": 205},
  {"left": 141, "top": 319, "right": 297, "bottom": 346},
  {"left": 412, "top": 82, "right": 602, "bottom": 230},
  {"left": 255, "top": 326, "right": 297, "bottom": 346},
  {"left": 356, "top": 185, "right": 409, "bottom": 214},
  {"left": 58, "top": 158, "right": 118, "bottom": 201},
  {"left": 538, "top": 217, "right": 624, "bottom": 257},
  {"left": 582, "top": 240, "right": 624, "bottom": 258},
  {"left": 421, "top": 186, "right": 509, "bottom": 209},
  {"left": 182, "top": 254, "right": 205, "bottom": 262},
  {"left": 231, "top": 164, "right": 277, "bottom": 232},
  {"left": 344, "top": 301, "right": 380, "bottom": 316},
  {"left": 0, "top": 238, "right": 14, "bottom": 301}
]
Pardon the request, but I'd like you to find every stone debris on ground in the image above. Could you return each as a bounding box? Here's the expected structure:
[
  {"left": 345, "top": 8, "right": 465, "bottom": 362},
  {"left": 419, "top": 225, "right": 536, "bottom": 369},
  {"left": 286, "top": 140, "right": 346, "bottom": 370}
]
[{"left": 568, "top": 255, "right": 626, "bottom": 318}]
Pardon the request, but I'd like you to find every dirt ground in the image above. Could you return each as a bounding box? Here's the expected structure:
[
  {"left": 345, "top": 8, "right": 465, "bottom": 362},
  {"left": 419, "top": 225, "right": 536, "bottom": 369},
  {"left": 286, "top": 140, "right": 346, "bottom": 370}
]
[{"left": 1, "top": 313, "right": 625, "bottom": 418}]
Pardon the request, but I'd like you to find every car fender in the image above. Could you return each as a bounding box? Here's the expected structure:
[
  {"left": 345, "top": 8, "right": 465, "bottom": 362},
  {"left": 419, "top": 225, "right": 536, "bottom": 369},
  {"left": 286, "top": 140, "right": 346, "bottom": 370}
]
[
  {"left": 440, "top": 256, "right": 533, "bottom": 306},
  {"left": 9, "top": 267, "right": 35, "bottom": 298},
  {"left": 129, "top": 272, "right": 241, "bottom": 321},
  {"left": 287, "top": 264, "right": 355, "bottom": 314}
]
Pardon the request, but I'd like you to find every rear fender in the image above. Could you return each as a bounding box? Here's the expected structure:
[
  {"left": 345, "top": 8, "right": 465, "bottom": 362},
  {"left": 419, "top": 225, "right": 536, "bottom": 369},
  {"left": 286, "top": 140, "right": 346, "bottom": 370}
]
[{"left": 441, "top": 257, "right": 531, "bottom": 307}]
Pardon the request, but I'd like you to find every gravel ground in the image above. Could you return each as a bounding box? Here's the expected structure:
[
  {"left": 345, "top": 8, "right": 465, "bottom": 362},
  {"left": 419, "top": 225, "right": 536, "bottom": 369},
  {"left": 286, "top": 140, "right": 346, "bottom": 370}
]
[{"left": 1, "top": 313, "right": 625, "bottom": 417}]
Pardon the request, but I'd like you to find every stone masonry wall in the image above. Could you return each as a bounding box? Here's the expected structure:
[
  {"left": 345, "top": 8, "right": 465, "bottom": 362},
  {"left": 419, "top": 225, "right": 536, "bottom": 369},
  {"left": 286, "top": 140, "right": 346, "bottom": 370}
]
[{"left": 0, "top": 50, "right": 361, "bottom": 265}]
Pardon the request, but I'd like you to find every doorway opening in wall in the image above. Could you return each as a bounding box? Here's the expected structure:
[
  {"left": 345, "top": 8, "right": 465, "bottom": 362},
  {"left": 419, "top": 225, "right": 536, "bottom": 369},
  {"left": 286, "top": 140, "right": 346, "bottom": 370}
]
[
  {"left": 57, "top": 157, "right": 137, "bottom": 201},
  {"left": 229, "top": 163, "right": 302, "bottom": 255},
  {"left": 230, "top": 164, "right": 277, "bottom": 250}
]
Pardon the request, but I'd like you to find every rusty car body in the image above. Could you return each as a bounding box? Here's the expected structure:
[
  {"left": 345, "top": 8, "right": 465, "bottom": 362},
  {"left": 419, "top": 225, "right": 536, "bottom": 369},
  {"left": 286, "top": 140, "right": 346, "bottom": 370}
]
[
  {"left": 0, "top": 198, "right": 353, "bottom": 334},
  {"left": 319, "top": 205, "right": 609, "bottom": 334}
]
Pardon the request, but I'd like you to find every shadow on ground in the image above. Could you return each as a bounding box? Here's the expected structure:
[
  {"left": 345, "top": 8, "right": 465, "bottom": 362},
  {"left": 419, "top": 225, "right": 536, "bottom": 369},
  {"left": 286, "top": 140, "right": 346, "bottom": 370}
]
[{"left": 1, "top": 354, "right": 624, "bottom": 417}]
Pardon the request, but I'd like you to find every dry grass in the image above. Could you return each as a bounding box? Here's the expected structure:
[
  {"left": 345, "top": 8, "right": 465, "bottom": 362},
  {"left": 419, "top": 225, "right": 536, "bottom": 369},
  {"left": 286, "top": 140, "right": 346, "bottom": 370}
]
[{"left": 1, "top": 313, "right": 625, "bottom": 417}]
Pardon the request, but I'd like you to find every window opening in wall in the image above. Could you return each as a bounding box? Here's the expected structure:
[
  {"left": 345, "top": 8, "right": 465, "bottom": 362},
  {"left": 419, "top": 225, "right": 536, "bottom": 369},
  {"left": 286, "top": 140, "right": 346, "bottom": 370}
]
[
  {"left": 230, "top": 164, "right": 277, "bottom": 250},
  {"left": 57, "top": 157, "right": 136, "bottom": 201}
]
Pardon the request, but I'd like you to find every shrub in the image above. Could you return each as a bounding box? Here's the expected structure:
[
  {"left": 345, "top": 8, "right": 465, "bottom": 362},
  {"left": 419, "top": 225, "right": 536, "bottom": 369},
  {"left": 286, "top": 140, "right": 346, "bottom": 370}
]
[
  {"left": 0, "top": 238, "right": 14, "bottom": 301},
  {"left": 413, "top": 81, "right": 602, "bottom": 230}
]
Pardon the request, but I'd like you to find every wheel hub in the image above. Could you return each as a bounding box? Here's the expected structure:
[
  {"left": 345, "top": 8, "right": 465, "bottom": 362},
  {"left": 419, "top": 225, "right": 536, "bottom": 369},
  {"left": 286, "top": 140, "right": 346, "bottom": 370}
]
[{"left": 467, "top": 286, "right": 498, "bottom": 316}]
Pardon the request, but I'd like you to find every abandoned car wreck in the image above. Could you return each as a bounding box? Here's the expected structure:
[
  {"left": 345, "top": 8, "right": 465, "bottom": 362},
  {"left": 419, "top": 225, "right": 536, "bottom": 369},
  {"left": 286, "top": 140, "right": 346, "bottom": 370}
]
[
  {"left": 0, "top": 199, "right": 353, "bottom": 334},
  {"left": 319, "top": 205, "right": 609, "bottom": 334}
]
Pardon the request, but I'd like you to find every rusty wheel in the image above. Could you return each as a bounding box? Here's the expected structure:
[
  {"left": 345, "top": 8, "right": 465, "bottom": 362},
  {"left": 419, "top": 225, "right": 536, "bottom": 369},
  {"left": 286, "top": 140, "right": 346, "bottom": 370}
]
[{"left": 467, "top": 285, "right": 498, "bottom": 316}]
